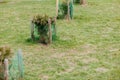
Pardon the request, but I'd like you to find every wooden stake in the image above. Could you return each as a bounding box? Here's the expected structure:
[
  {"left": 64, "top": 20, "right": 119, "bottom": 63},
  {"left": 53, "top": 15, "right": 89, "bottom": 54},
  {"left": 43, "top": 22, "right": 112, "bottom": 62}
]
[
  {"left": 80, "top": 0, "right": 87, "bottom": 5},
  {"left": 56, "top": 0, "right": 59, "bottom": 18},
  {"left": 31, "top": 21, "right": 34, "bottom": 40},
  {"left": 48, "top": 19, "right": 52, "bottom": 44},
  {"left": 67, "top": 0, "right": 70, "bottom": 20},
  {"left": 4, "top": 59, "right": 9, "bottom": 80}
]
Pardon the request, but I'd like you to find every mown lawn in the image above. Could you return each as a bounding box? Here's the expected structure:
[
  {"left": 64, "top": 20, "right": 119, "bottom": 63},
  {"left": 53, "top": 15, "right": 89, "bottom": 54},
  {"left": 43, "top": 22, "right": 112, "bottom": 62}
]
[{"left": 0, "top": 0, "right": 120, "bottom": 80}]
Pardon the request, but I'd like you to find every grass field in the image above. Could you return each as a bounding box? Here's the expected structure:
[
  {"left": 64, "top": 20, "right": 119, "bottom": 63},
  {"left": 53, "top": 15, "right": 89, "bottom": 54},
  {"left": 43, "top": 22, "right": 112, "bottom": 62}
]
[{"left": 0, "top": 0, "right": 120, "bottom": 80}]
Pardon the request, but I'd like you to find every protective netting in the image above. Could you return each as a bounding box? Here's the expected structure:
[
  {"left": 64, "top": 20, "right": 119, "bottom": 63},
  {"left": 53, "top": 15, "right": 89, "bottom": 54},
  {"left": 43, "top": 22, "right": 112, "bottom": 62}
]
[
  {"left": 32, "top": 23, "right": 57, "bottom": 42},
  {"left": 51, "top": 23, "right": 57, "bottom": 41},
  {"left": 33, "top": 24, "right": 40, "bottom": 41},
  {"left": 9, "top": 49, "right": 24, "bottom": 80},
  {"left": 0, "top": 49, "right": 24, "bottom": 80},
  {"left": 57, "top": 0, "right": 73, "bottom": 19}
]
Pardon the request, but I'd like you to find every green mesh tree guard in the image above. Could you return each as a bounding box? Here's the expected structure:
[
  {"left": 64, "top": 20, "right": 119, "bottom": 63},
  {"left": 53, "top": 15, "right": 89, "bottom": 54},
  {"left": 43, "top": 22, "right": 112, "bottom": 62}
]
[
  {"left": 9, "top": 49, "right": 24, "bottom": 80},
  {"left": 31, "top": 23, "right": 57, "bottom": 42},
  {"left": 33, "top": 24, "right": 40, "bottom": 41},
  {"left": 51, "top": 23, "right": 57, "bottom": 41},
  {"left": 57, "top": 0, "right": 73, "bottom": 19}
]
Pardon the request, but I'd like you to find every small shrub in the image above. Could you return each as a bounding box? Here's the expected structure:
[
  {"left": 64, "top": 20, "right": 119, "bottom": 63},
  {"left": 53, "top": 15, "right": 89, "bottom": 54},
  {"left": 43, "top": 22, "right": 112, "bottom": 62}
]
[
  {"left": 32, "top": 15, "right": 56, "bottom": 44},
  {"left": 0, "top": 46, "right": 13, "bottom": 63},
  {"left": 0, "top": 46, "right": 13, "bottom": 80}
]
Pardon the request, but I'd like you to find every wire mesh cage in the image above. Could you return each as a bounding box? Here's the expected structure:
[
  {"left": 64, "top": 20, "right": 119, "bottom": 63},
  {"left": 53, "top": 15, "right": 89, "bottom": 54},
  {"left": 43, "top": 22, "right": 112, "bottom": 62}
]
[
  {"left": 56, "top": 0, "right": 73, "bottom": 19},
  {"left": 31, "top": 15, "right": 57, "bottom": 44}
]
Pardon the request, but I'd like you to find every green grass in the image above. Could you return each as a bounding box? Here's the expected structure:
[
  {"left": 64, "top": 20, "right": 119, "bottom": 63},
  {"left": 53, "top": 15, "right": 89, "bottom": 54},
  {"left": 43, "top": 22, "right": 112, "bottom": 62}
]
[{"left": 0, "top": 0, "right": 120, "bottom": 80}]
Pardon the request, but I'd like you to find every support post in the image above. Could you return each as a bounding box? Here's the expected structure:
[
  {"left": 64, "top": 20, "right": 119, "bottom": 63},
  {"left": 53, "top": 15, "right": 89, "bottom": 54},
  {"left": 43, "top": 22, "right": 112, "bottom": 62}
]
[
  {"left": 48, "top": 19, "right": 52, "bottom": 44},
  {"left": 4, "top": 59, "right": 9, "bottom": 80},
  {"left": 67, "top": 0, "right": 70, "bottom": 20},
  {"left": 80, "top": 0, "right": 87, "bottom": 5},
  {"left": 31, "top": 21, "right": 34, "bottom": 40}
]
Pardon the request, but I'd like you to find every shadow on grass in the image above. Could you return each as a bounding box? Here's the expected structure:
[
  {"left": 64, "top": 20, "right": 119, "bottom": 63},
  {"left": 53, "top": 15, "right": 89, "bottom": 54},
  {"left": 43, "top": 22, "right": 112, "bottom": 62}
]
[
  {"left": 52, "top": 36, "right": 78, "bottom": 48},
  {"left": 25, "top": 38, "right": 39, "bottom": 45},
  {"left": 25, "top": 38, "right": 50, "bottom": 45},
  {"left": 25, "top": 36, "right": 77, "bottom": 48}
]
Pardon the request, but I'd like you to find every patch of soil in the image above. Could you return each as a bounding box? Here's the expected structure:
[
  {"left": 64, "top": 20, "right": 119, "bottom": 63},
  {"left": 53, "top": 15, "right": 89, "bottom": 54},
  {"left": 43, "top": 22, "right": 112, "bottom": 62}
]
[
  {"left": 82, "top": 57, "right": 99, "bottom": 64},
  {"left": 80, "top": 44, "right": 97, "bottom": 55},
  {"left": 95, "top": 67, "right": 109, "bottom": 73},
  {"left": 81, "top": 66, "right": 89, "bottom": 71}
]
